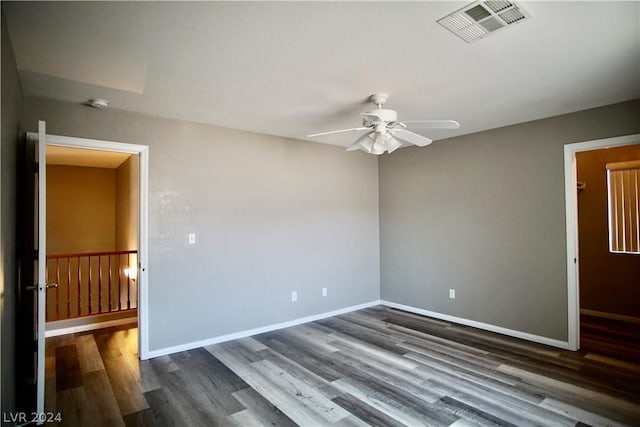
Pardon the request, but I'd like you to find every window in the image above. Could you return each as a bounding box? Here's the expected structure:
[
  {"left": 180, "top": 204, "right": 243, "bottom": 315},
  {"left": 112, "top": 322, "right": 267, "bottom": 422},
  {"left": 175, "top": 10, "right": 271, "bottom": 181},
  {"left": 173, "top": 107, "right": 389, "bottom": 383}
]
[{"left": 606, "top": 160, "right": 640, "bottom": 254}]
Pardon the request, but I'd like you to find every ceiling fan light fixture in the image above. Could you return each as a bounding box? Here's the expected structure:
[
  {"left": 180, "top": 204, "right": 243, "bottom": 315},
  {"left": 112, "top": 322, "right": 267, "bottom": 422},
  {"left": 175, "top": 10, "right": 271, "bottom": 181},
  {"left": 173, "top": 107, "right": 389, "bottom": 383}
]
[
  {"left": 372, "top": 133, "right": 387, "bottom": 155},
  {"left": 307, "top": 92, "right": 460, "bottom": 155},
  {"left": 386, "top": 136, "right": 402, "bottom": 153}
]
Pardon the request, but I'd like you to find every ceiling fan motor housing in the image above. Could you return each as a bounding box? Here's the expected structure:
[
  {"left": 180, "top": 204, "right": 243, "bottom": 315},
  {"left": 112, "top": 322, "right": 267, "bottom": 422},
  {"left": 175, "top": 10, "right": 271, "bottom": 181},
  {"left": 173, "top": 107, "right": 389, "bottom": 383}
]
[{"left": 363, "top": 109, "right": 398, "bottom": 125}]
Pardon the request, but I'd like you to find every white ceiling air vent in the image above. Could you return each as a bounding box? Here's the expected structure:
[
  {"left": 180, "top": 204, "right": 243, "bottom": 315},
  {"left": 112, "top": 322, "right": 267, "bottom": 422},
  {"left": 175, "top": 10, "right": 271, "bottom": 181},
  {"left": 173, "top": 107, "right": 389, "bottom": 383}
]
[{"left": 438, "top": 0, "right": 531, "bottom": 43}]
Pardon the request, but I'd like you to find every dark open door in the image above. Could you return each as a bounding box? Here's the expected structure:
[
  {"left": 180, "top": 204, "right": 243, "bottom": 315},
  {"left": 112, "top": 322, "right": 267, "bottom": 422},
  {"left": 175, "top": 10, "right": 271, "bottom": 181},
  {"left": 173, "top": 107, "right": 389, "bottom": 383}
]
[{"left": 16, "top": 121, "right": 47, "bottom": 418}]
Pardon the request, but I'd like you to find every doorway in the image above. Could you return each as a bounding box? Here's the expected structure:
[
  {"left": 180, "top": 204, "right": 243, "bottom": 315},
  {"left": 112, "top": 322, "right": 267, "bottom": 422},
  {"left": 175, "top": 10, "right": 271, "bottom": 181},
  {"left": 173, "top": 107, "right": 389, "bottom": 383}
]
[
  {"left": 564, "top": 133, "right": 640, "bottom": 352},
  {"left": 44, "top": 146, "right": 140, "bottom": 337},
  {"left": 44, "top": 133, "right": 149, "bottom": 359}
]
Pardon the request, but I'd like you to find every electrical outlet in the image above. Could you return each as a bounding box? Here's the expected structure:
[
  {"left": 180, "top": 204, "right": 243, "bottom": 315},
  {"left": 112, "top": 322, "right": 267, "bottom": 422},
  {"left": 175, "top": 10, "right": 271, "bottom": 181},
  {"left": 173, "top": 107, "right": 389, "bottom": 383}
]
[
  {"left": 322, "top": 287, "right": 327, "bottom": 297},
  {"left": 291, "top": 291, "right": 298, "bottom": 302},
  {"left": 449, "top": 289, "right": 456, "bottom": 299},
  {"left": 188, "top": 233, "right": 196, "bottom": 245}
]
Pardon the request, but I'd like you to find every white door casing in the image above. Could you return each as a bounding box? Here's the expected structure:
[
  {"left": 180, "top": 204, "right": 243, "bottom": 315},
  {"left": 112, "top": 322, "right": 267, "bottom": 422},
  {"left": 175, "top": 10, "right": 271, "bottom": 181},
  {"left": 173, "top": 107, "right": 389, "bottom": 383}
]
[{"left": 564, "top": 133, "right": 640, "bottom": 351}]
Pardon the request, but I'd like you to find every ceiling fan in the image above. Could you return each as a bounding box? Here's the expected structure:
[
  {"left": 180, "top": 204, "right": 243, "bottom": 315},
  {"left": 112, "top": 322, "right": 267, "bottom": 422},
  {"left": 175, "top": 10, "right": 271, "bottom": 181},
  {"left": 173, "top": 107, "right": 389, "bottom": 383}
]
[{"left": 307, "top": 93, "right": 460, "bottom": 155}]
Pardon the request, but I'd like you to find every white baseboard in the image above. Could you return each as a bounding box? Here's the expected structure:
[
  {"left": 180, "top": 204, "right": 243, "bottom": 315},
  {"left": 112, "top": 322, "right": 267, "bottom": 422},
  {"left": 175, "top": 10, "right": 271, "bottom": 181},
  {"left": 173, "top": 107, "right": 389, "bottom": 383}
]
[
  {"left": 45, "top": 316, "right": 138, "bottom": 337},
  {"left": 580, "top": 309, "right": 640, "bottom": 324},
  {"left": 146, "top": 298, "right": 574, "bottom": 359},
  {"left": 146, "top": 300, "right": 382, "bottom": 359},
  {"left": 380, "top": 300, "right": 572, "bottom": 350}
]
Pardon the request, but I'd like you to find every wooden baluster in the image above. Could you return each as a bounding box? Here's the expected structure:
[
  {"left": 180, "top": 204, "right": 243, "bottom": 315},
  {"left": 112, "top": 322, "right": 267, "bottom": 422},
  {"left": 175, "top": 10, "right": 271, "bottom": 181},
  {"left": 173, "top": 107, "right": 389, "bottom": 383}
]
[
  {"left": 77, "top": 256, "right": 81, "bottom": 316},
  {"left": 67, "top": 256, "right": 71, "bottom": 319},
  {"left": 108, "top": 254, "right": 112, "bottom": 312},
  {"left": 55, "top": 258, "right": 60, "bottom": 320},
  {"left": 127, "top": 253, "right": 131, "bottom": 310},
  {"left": 43, "top": 251, "right": 140, "bottom": 318},
  {"left": 118, "top": 255, "right": 122, "bottom": 311},
  {"left": 98, "top": 255, "right": 103, "bottom": 314},
  {"left": 88, "top": 255, "right": 92, "bottom": 314}
]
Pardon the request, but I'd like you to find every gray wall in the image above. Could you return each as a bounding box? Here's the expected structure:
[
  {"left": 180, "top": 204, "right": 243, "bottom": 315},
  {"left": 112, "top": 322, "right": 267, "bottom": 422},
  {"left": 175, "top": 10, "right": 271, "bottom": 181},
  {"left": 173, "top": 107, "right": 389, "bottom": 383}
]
[
  {"left": 1, "top": 7, "right": 23, "bottom": 415},
  {"left": 21, "top": 97, "right": 380, "bottom": 351},
  {"left": 379, "top": 100, "right": 640, "bottom": 341}
]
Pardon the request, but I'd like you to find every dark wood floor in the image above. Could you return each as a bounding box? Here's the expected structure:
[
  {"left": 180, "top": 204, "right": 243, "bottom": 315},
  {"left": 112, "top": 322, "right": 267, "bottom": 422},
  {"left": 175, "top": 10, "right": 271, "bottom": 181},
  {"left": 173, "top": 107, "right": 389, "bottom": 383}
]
[
  {"left": 46, "top": 306, "right": 640, "bottom": 426},
  {"left": 580, "top": 314, "right": 640, "bottom": 364}
]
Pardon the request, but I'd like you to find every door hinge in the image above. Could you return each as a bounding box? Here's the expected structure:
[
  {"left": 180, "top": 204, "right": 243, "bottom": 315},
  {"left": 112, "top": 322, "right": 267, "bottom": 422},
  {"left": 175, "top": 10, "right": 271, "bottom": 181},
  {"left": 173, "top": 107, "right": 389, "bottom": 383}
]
[
  {"left": 34, "top": 249, "right": 38, "bottom": 259},
  {"left": 574, "top": 258, "right": 577, "bottom": 264},
  {"left": 34, "top": 163, "right": 39, "bottom": 173}
]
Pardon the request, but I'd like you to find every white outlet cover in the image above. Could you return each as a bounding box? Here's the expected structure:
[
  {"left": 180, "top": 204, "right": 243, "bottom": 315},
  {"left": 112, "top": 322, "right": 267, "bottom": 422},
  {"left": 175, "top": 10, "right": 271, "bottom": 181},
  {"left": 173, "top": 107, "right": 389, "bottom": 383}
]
[
  {"left": 291, "top": 291, "right": 298, "bottom": 302},
  {"left": 322, "top": 287, "right": 327, "bottom": 296},
  {"left": 188, "top": 233, "right": 196, "bottom": 244},
  {"left": 449, "top": 289, "right": 456, "bottom": 299}
]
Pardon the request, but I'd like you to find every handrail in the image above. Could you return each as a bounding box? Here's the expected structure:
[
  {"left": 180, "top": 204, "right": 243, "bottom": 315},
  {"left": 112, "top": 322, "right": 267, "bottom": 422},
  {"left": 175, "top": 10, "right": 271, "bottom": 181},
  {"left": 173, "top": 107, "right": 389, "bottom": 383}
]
[
  {"left": 45, "top": 250, "right": 138, "bottom": 322},
  {"left": 47, "top": 249, "right": 137, "bottom": 259}
]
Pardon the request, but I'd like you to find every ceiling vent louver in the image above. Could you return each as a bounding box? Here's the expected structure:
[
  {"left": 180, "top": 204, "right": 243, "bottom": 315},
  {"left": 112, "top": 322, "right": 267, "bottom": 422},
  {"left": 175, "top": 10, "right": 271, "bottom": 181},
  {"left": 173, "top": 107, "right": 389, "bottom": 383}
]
[{"left": 437, "top": 0, "right": 531, "bottom": 44}]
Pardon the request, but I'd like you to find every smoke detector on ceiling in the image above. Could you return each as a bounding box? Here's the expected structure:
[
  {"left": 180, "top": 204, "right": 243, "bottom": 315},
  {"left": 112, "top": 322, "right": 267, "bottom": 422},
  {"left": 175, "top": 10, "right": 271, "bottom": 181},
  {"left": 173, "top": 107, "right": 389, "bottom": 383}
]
[
  {"left": 437, "top": 0, "right": 532, "bottom": 44},
  {"left": 87, "top": 98, "right": 109, "bottom": 109}
]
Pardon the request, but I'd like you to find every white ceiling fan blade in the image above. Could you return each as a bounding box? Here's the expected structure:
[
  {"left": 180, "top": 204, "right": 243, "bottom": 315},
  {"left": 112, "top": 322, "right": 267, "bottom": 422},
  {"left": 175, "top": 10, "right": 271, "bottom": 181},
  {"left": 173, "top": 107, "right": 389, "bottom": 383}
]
[
  {"left": 307, "top": 127, "right": 370, "bottom": 138},
  {"left": 402, "top": 120, "right": 460, "bottom": 129},
  {"left": 392, "top": 129, "right": 433, "bottom": 147},
  {"left": 346, "top": 131, "right": 374, "bottom": 151}
]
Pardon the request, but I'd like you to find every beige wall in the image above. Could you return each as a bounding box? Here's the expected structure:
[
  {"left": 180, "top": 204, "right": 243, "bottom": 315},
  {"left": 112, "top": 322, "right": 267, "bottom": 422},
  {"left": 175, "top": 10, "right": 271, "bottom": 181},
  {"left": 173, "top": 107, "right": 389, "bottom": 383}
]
[
  {"left": 577, "top": 144, "right": 640, "bottom": 318},
  {"left": 116, "top": 155, "right": 139, "bottom": 251},
  {"left": 47, "top": 165, "right": 117, "bottom": 254}
]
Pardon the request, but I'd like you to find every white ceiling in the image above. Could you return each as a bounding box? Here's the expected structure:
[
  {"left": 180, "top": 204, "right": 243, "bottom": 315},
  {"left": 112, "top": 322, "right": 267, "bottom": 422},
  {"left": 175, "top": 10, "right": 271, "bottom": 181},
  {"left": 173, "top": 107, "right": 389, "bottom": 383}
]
[
  {"left": 4, "top": 1, "right": 640, "bottom": 148},
  {"left": 46, "top": 146, "right": 131, "bottom": 169}
]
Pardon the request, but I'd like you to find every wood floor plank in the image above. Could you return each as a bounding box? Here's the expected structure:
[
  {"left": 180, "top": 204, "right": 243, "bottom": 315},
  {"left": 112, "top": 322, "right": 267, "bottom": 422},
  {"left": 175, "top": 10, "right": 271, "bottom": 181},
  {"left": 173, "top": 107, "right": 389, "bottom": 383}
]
[
  {"left": 317, "top": 317, "right": 408, "bottom": 355},
  {"left": 45, "top": 351, "right": 57, "bottom": 413},
  {"left": 332, "top": 372, "right": 456, "bottom": 427},
  {"left": 425, "top": 376, "right": 576, "bottom": 427},
  {"left": 329, "top": 334, "right": 419, "bottom": 370},
  {"left": 584, "top": 353, "right": 640, "bottom": 374},
  {"left": 100, "top": 353, "right": 149, "bottom": 416},
  {"left": 231, "top": 387, "right": 298, "bottom": 427},
  {"left": 540, "top": 398, "right": 629, "bottom": 427},
  {"left": 433, "top": 396, "right": 518, "bottom": 427},
  {"left": 498, "top": 364, "right": 640, "bottom": 424},
  {"left": 47, "top": 306, "right": 640, "bottom": 426},
  {"left": 165, "top": 348, "right": 249, "bottom": 415},
  {"left": 332, "top": 393, "right": 407, "bottom": 427},
  {"left": 327, "top": 345, "right": 446, "bottom": 404},
  {"left": 402, "top": 349, "right": 546, "bottom": 405},
  {"left": 138, "top": 360, "right": 163, "bottom": 393},
  {"left": 261, "top": 347, "right": 344, "bottom": 400},
  {"left": 56, "top": 387, "right": 91, "bottom": 427},
  {"left": 81, "top": 370, "right": 125, "bottom": 427},
  {"left": 284, "top": 325, "right": 342, "bottom": 353},
  {"left": 76, "top": 334, "right": 106, "bottom": 374},
  {"left": 253, "top": 334, "right": 345, "bottom": 381},
  {"left": 56, "top": 345, "right": 82, "bottom": 391},
  {"left": 207, "top": 343, "right": 338, "bottom": 425},
  {"left": 250, "top": 359, "right": 351, "bottom": 423},
  {"left": 151, "top": 369, "right": 228, "bottom": 425},
  {"left": 140, "top": 387, "right": 203, "bottom": 427}
]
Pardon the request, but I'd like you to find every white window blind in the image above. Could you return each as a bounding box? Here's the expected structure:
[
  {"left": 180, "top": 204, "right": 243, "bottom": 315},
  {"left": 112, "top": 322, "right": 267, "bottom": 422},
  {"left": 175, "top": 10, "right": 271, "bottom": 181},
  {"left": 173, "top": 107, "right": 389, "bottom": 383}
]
[{"left": 606, "top": 160, "right": 640, "bottom": 254}]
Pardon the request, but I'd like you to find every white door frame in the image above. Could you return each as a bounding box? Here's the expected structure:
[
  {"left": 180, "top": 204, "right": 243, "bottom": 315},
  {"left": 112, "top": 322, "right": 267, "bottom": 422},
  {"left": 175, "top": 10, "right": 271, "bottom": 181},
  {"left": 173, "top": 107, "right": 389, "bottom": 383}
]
[
  {"left": 44, "top": 133, "right": 150, "bottom": 359},
  {"left": 564, "top": 133, "right": 640, "bottom": 351}
]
